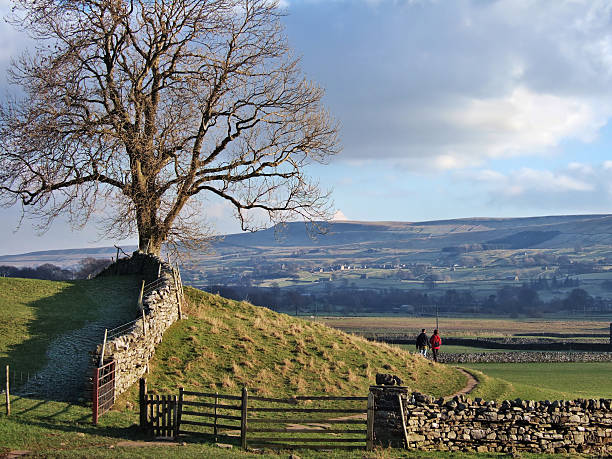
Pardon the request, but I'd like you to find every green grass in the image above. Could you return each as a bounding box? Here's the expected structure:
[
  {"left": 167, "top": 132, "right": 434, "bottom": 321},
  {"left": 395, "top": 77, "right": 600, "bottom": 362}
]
[
  {"left": 0, "top": 278, "right": 603, "bottom": 457},
  {"left": 0, "top": 276, "right": 140, "bottom": 375},
  {"left": 0, "top": 397, "right": 583, "bottom": 458},
  {"left": 464, "top": 362, "right": 612, "bottom": 401}
]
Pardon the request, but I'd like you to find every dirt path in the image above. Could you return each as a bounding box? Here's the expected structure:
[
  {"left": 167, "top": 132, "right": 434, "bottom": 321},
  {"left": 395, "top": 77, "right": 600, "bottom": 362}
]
[{"left": 448, "top": 368, "right": 479, "bottom": 399}]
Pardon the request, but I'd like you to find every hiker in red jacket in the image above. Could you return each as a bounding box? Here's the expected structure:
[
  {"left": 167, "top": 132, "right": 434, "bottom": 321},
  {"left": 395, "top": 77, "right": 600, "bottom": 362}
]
[{"left": 429, "top": 329, "right": 441, "bottom": 362}]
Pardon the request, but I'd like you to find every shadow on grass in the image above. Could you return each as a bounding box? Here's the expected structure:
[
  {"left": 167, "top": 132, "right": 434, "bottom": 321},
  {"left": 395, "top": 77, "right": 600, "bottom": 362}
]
[
  {"left": 6, "top": 394, "right": 145, "bottom": 441},
  {"left": 5, "top": 394, "right": 243, "bottom": 448},
  {"left": 1, "top": 276, "right": 140, "bottom": 403}
]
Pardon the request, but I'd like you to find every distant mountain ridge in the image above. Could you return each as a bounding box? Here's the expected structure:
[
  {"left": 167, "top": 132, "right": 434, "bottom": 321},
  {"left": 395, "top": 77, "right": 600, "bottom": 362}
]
[
  {"left": 2, "top": 214, "right": 612, "bottom": 266},
  {"left": 219, "top": 214, "right": 612, "bottom": 249}
]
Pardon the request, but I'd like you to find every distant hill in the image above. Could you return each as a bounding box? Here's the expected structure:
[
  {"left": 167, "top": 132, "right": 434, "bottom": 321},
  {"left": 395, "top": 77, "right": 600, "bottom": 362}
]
[
  {"left": 2, "top": 214, "right": 612, "bottom": 266},
  {"left": 0, "top": 245, "right": 137, "bottom": 268},
  {"left": 219, "top": 214, "right": 612, "bottom": 249}
]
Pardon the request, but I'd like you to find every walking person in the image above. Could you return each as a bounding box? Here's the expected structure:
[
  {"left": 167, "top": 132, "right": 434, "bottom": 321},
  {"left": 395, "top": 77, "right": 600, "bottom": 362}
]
[
  {"left": 416, "top": 328, "right": 429, "bottom": 357},
  {"left": 429, "top": 329, "right": 442, "bottom": 362}
]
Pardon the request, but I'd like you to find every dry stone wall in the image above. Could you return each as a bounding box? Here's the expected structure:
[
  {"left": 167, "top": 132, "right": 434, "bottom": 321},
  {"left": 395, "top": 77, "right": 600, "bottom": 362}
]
[
  {"left": 93, "top": 252, "right": 182, "bottom": 396},
  {"left": 371, "top": 385, "right": 612, "bottom": 455},
  {"left": 440, "top": 351, "right": 612, "bottom": 364}
]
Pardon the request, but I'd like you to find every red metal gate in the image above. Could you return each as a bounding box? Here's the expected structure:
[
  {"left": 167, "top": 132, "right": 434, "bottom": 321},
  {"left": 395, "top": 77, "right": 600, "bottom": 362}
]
[{"left": 92, "top": 360, "right": 115, "bottom": 424}]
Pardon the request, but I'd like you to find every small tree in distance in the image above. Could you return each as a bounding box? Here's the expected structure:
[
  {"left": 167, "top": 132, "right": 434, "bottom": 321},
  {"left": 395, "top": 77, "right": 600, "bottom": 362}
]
[{"left": 0, "top": 0, "right": 340, "bottom": 255}]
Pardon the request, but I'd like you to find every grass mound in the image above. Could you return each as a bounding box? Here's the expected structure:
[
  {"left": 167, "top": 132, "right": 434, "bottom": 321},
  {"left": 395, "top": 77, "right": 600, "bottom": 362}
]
[{"left": 134, "top": 287, "right": 466, "bottom": 400}]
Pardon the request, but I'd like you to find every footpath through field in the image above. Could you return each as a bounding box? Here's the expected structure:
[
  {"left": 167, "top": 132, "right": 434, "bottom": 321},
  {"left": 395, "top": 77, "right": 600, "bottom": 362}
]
[{"left": 448, "top": 368, "right": 478, "bottom": 399}]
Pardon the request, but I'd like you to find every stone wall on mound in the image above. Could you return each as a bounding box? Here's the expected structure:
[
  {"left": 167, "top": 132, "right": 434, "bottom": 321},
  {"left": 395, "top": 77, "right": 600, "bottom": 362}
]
[
  {"left": 372, "top": 385, "right": 612, "bottom": 455},
  {"left": 93, "top": 252, "right": 182, "bottom": 396}
]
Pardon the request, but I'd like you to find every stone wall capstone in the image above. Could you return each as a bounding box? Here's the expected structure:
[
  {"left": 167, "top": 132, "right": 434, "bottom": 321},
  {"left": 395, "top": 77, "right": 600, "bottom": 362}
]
[
  {"left": 371, "top": 385, "right": 612, "bottom": 455},
  {"left": 93, "top": 251, "right": 182, "bottom": 396}
]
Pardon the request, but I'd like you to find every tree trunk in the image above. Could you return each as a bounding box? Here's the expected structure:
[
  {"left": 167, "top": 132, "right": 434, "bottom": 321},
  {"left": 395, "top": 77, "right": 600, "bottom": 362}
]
[{"left": 136, "top": 205, "right": 164, "bottom": 255}]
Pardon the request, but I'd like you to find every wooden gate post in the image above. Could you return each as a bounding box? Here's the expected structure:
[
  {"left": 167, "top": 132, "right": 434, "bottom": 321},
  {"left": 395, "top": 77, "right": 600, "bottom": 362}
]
[
  {"left": 5, "top": 365, "right": 10, "bottom": 416},
  {"left": 92, "top": 367, "right": 99, "bottom": 425},
  {"left": 240, "top": 387, "right": 248, "bottom": 450},
  {"left": 139, "top": 378, "right": 147, "bottom": 429},
  {"left": 172, "top": 395, "right": 178, "bottom": 439},
  {"left": 366, "top": 391, "right": 374, "bottom": 451},
  {"left": 176, "top": 387, "right": 184, "bottom": 439}
]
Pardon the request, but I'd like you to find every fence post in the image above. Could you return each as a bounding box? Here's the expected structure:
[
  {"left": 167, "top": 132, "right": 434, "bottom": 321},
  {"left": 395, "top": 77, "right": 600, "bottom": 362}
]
[
  {"left": 366, "top": 391, "right": 374, "bottom": 451},
  {"left": 397, "top": 394, "right": 409, "bottom": 449},
  {"left": 99, "top": 329, "right": 107, "bottom": 368},
  {"left": 92, "top": 367, "right": 99, "bottom": 425},
  {"left": 214, "top": 392, "right": 218, "bottom": 442},
  {"left": 241, "top": 387, "right": 248, "bottom": 450},
  {"left": 176, "top": 387, "right": 184, "bottom": 439},
  {"left": 172, "top": 395, "right": 178, "bottom": 439},
  {"left": 5, "top": 365, "right": 10, "bottom": 416},
  {"left": 172, "top": 267, "right": 183, "bottom": 320},
  {"left": 139, "top": 378, "right": 147, "bottom": 430},
  {"left": 138, "top": 280, "right": 145, "bottom": 310}
]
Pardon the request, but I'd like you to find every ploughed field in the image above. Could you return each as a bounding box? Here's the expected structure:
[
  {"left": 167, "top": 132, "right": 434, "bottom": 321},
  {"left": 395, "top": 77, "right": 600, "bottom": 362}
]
[{"left": 319, "top": 315, "right": 610, "bottom": 338}]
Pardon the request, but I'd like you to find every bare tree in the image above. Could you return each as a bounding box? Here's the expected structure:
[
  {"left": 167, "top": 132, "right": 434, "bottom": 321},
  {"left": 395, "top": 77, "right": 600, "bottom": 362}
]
[{"left": 0, "top": 0, "right": 340, "bottom": 255}]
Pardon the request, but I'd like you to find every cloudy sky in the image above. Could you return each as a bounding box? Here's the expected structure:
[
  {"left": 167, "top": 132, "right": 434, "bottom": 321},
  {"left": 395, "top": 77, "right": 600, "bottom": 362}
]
[{"left": 2, "top": 0, "right": 612, "bottom": 254}]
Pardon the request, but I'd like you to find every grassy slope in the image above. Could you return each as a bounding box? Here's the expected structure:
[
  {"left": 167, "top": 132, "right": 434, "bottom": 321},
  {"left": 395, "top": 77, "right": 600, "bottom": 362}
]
[
  {"left": 0, "top": 276, "right": 139, "bottom": 375},
  {"left": 126, "top": 287, "right": 466, "bottom": 402}
]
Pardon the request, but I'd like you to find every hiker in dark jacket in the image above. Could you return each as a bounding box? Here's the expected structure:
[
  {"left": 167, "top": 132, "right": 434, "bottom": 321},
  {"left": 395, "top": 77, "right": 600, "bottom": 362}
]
[
  {"left": 429, "top": 329, "right": 442, "bottom": 362},
  {"left": 416, "top": 329, "right": 428, "bottom": 357}
]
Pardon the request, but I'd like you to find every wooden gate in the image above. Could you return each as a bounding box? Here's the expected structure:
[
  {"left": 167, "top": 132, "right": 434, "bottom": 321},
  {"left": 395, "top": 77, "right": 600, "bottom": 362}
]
[
  {"left": 92, "top": 360, "right": 115, "bottom": 425},
  {"left": 245, "top": 392, "right": 369, "bottom": 450},
  {"left": 139, "top": 379, "right": 179, "bottom": 437},
  {"left": 139, "top": 379, "right": 374, "bottom": 450}
]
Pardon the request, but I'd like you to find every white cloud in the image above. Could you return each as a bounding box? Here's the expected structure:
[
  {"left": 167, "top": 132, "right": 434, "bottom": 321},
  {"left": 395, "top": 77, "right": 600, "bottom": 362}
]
[
  {"left": 285, "top": 0, "right": 612, "bottom": 171},
  {"left": 445, "top": 87, "right": 605, "bottom": 160},
  {"left": 458, "top": 162, "right": 612, "bottom": 213}
]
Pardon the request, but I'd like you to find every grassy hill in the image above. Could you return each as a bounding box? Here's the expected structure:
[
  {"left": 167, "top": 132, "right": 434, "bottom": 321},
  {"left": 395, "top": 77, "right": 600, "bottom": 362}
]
[{"left": 122, "top": 286, "right": 466, "bottom": 402}]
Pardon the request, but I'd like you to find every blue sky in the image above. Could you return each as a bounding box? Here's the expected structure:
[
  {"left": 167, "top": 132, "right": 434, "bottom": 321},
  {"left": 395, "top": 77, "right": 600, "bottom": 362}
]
[{"left": 2, "top": 0, "right": 612, "bottom": 254}]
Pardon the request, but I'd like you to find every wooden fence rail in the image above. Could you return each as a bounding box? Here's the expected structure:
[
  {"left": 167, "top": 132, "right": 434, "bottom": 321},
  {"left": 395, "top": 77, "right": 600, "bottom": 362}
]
[{"left": 139, "top": 378, "right": 374, "bottom": 450}]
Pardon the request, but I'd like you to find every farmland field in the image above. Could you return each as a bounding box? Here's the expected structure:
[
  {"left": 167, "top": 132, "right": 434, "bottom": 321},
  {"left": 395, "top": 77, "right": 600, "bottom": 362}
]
[{"left": 319, "top": 316, "right": 611, "bottom": 338}]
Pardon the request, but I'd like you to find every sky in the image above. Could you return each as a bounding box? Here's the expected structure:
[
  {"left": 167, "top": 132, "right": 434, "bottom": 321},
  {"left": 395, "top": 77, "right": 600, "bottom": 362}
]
[{"left": 2, "top": 0, "right": 612, "bottom": 254}]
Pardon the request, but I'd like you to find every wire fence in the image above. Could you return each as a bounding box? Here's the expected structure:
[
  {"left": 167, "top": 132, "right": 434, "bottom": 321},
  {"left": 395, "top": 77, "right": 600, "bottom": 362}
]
[
  {"left": 143, "top": 277, "right": 168, "bottom": 296},
  {"left": 1, "top": 365, "right": 44, "bottom": 392},
  {"left": 103, "top": 266, "right": 182, "bottom": 344},
  {"left": 107, "top": 318, "right": 144, "bottom": 341}
]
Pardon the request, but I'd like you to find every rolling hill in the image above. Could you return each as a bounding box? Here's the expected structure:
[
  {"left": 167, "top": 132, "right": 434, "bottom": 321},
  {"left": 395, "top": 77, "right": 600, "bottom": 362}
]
[{"left": 3, "top": 215, "right": 612, "bottom": 268}]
